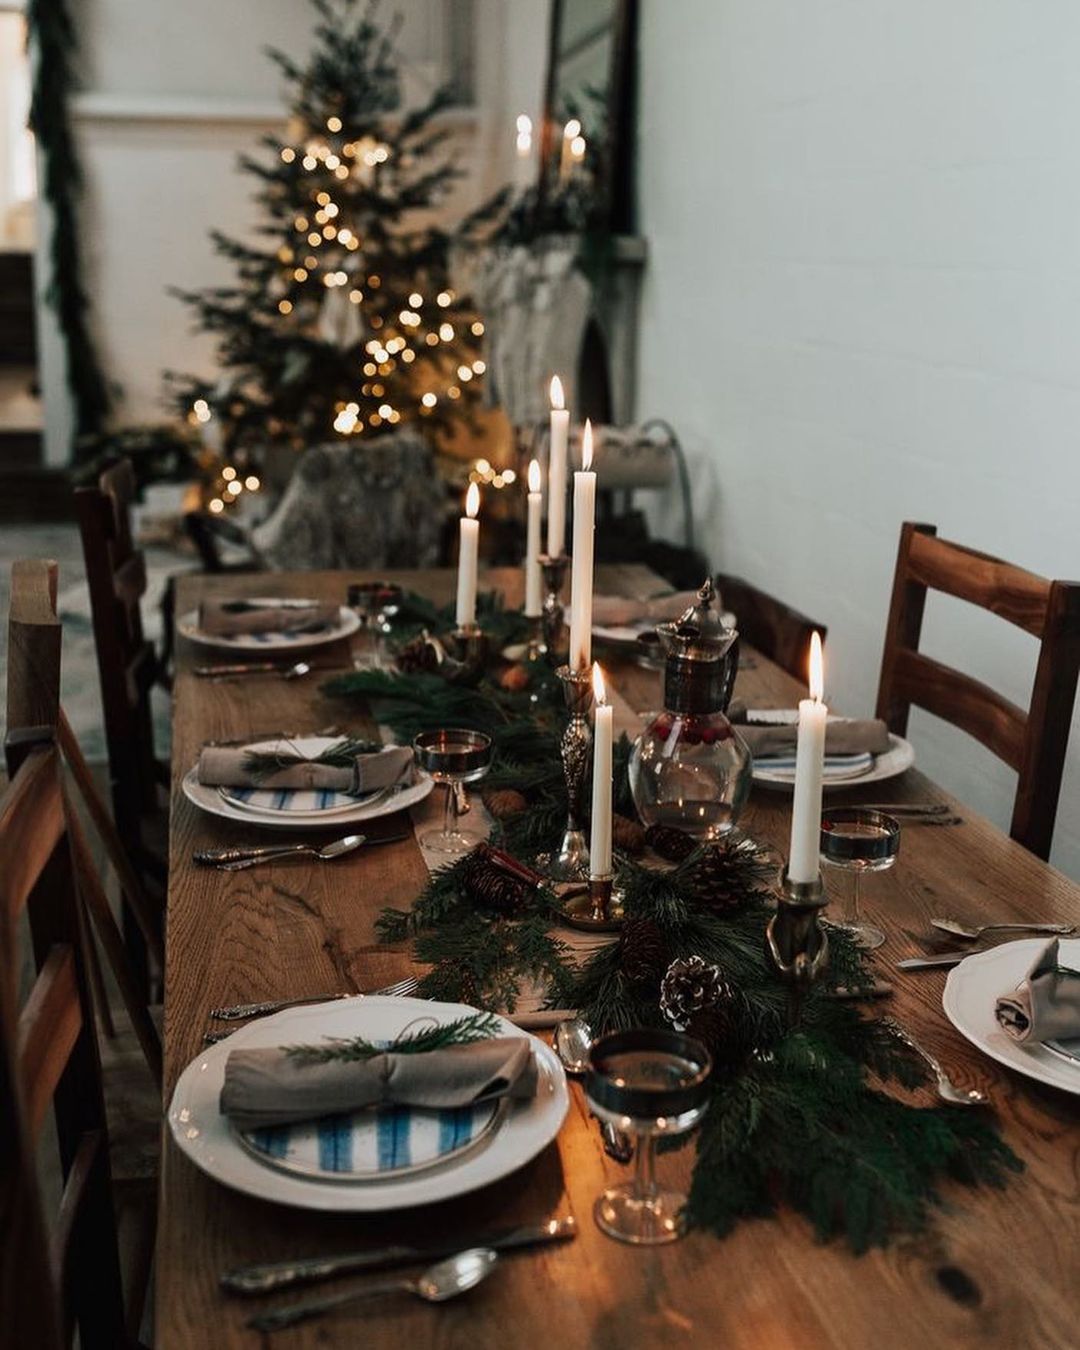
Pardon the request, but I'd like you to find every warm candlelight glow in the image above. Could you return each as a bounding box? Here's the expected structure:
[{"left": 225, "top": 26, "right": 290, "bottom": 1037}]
[
  {"left": 465, "top": 482, "right": 480, "bottom": 519},
  {"left": 592, "top": 662, "right": 606, "bottom": 705},
  {"left": 528, "top": 458, "right": 541, "bottom": 493},
  {"left": 564, "top": 118, "right": 581, "bottom": 139},
  {"left": 582, "top": 418, "right": 594, "bottom": 471},
  {"left": 808, "top": 631, "right": 824, "bottom": 703},
  {"left": 550, "top": 374, "right": 565, "bottom": 411},
  {"left": 516, "top": 113, "right": 532, "bottom": 135}
]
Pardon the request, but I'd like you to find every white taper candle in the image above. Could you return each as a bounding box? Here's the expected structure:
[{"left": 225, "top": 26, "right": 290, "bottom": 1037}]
[
  {"left": 590, "top": 663, "right": 614, "bottom": 877},
  {"left": 455, "top": 482, "right": 481, "bottom": 629},
  {"left": 787, "top": 632, "right": 827, "bottom": 883},
  {"left": 568, "top": 419, "right": 595, "bottom": 671},
  {"left": 546, "top": 375, "right": 569, "bottom": 557},
  {"left": 524, "top": 459, "right": 543, "bottom": 617}
]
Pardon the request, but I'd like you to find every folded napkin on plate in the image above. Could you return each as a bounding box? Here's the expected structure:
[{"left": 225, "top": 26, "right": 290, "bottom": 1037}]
[
  {"left": 197, "top": 743, "right": 413, "bottom": 794},
  {"left": 221, "top": 1037, "right": 538, "bottom": 1130},
  {"left": 592, "top": 590, "right": 702, "bottom": 629},
  {"left": 198, "top": 598, "right": 339, "bottom": 637},
  {"left": 735, "top": 718, "right": 892, "bottom": 760},
  {"left": 994, "top": 939, "right": 1080, "bottom": 1044}
]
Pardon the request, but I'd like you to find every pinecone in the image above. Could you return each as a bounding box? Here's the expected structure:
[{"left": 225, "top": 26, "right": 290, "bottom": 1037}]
[
  {"left": 612, "top": 814, "right": 646, "bottom": 856},
  {"left": 482, "top": 788, "right": 528, "bottom": 820},
  {"left": 645, "top": 823, "right": 697, "bottom": 863},
  {"left": 685, "top": 844, "right": 751, "bottom": 914},
  {"left": 618, "top": 917, "right": 669, "bottom": 986},
  {"left": 498, "top": 662, "right": 531, "bottom": 692},
  {"left": 396, "top": 633, "right": 440, "bottom": 674},
  {"left": 462, "top": 850, "right": 532, "bottom": 916},
  {"left": 659, "top": 955, "right": 728, "bottom": 1030}
]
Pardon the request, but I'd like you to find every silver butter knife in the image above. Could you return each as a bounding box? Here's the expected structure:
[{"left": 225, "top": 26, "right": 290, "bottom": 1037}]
[
  {"left": 896, "top": 953, "right": 968, "bottom": 970},
  {"left": 221, "top": 1216, "right": 577, "bottom": 1295}
]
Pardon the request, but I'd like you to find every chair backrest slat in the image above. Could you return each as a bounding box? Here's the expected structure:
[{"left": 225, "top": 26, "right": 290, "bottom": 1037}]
[
  {"left": 18, "top": 944, "right": 83, "bottom": 1138},
  {"left": 0, "top": 739, "right": 65, "bottom": 923},
  {"left": 876, "top": 521, "right": 1080, "bottom": 860}
]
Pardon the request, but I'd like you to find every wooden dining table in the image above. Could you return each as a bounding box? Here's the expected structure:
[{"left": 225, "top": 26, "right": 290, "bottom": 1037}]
[{"left": 158, "top": 564, "right": 1080, "bottom": 1349}]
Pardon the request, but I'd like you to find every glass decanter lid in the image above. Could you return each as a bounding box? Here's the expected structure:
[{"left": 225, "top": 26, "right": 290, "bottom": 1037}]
[{"left": 655, "top": 578, "right": 736, "bottom": 665}]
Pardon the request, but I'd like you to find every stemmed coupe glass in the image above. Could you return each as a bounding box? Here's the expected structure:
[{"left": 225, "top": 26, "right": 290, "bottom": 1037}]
[
  {"left": 584, "top": 1028, "right": 712, "bottom": 1245},
  {"left": 820, "top": 807, "right": 901, "bottom": 950},
  {"left": 348, "top": 581, "right": 403, "bottom": 670},
  {"left": 412, "top": 729, "right": 492, "bottom": 858}
]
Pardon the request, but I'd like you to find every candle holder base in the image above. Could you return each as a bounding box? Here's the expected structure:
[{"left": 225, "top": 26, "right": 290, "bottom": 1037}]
[
  {"left": 765, "top": 868, "right": 829, "bottom": 1023},
  {"left": 437, "top": 626, "right": 489, "bottom": 686},
  {"left": 539, "top": 828, "right": 590, "bottom": 884},
  {"left": 524, "top": 613, "right": 546, "bottom": 663},
  {"left": 539, "top": 554, "right": 570, "bottom": 667},
  {"left": 560, "top": 875, "right": 625, "bottom": 932}
]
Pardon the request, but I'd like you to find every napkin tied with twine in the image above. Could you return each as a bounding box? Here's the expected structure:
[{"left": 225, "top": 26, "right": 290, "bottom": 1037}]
[
  {"left": 994, "top": 938, "right": 1080, "bottom": 1044},
  {"left": 197, "top": 743, "right": 413, "bottom": 795},
  {"left": 198, "top": 598, "right": 339, "bottom": 637}
]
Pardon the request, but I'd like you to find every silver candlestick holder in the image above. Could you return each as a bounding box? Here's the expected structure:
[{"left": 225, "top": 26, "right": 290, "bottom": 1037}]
[
  {"left": 540, "top": 664, "right": 593, "bottom": 881},
  {"left": 561, "top": 873, "right": 626, "bottom": 932},
  {"left": 539, "top": 554, "right": 570, "bottom": 668},
  {"left": 524, "top": 613, "right": 545, "bottom": 663},
  {"left": 765, "top": 867, "right": 830, "bottom": 1024}
]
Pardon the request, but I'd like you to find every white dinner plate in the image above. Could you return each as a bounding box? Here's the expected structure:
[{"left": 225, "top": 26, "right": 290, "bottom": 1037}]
[
  {"left": 206, "top": 739, "right": 408, "bottom": 821},
  {"left": 942, "top": 939, "right": 1080, "bottom": 1096},
  {"left": 167, "top": 996, "right": 569, "bottom": 1211},
  {"left": 178, "top": 601, "right": 360, "bottom": 652},
  {"left": 748, "top": 710, "right": 915, "bottom": 790},
  {"left": 593, "top": 612, "right": 737, "bottom": 648},
  {"left": 183, "top": 736, "right": 433, "bottom": 829}
]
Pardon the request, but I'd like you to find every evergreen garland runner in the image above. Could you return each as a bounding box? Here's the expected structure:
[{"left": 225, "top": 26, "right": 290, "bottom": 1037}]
[{"left": 322, "top": 609, "right": 1022, "bottom": 1253}]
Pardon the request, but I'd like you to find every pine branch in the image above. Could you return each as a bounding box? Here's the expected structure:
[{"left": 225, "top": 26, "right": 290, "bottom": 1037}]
[{"left": 284, "top": 1011, "right": 501, "bottom": 1065}]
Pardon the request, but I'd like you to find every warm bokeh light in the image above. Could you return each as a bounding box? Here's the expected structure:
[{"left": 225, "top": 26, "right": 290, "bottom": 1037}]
[
  {"left": 528, "top": 458, "right": 541, "bottom": 493},
  {"left": 465, "top": 481, "right": 480, "bottom": 518}
]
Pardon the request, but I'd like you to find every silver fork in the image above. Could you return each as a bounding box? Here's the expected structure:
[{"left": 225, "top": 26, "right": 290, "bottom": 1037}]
[{"left": 206, "top": 976, "right": 419, "bottom": 1029}]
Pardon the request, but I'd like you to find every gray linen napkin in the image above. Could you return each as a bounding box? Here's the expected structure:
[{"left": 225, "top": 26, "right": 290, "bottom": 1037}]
[
  {"left": 591, "top": 590, "right": 702, "bottom": 628},
  {"left": 734, "top": 718, "right": 892, "bottom": 759},
  {"left": 197, "top": 743, "right": 413, "bottom": 794},
  {"left": 198, "top": 598, "right": 339, "bottom": 637},
  {"left": 221, "top": 1037, "right": 538, "bottom": 1130},
  {"left": 994, "top": 939, "right": 1080, "bottom": 1044}
]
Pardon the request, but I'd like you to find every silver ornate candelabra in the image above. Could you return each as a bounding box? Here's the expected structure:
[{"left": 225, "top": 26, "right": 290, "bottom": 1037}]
[
  {"left": 542, "top": 664, "right": 593, "bottom": 881},
  {"left": 539, "top": 554, "right": 570, "bottom": 668}
]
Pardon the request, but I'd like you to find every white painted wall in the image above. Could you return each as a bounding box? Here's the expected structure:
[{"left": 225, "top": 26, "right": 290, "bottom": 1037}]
[
  {"left": 633, "top": 1, "right": 1080, "bottom": 877},
  {"left": 39, "top": 0, "right": 493, "bottom": 461}
]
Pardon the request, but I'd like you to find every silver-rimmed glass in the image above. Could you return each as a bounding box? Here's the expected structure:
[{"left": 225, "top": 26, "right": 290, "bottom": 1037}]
[
  {"left": 585, "top": 1028, "right": 712, "bottom": 1245},
  {"left": 348, "top": 581, "right": 403, "bottom": 670},
  {"left": 412, "top": 729, "right": 493, "bottom": 858},
  {"left": 820, "top": 807, "right": 901, "bottom": 950}
]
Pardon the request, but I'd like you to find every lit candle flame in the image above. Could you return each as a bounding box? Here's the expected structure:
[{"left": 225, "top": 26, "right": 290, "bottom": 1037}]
[
  {"left": 516, "top": 113, "right": 532, "bottom": 135},
  {"left": 592, "top": 661, "right": 606, "bottom": 705},
  {"left": 809, "top": 631, "right": 824, "bottom": 702},
  {"left": 550, "top": 374, "right": 565, "bottom": 411},
  {"left": 528, "top": 459, "right": 541, "bottom": 493},
  {"left": 582, "top": 419, "right": 594, "bottom": 472},
  {"left": 465, "top": 481, "right": 480, "bottom": 519},
  {"left": 564, "top": 118, "right": 581, "bottom": 139}
]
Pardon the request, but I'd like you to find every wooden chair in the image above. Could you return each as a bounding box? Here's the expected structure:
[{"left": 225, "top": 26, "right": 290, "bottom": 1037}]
[
  {"left": 714, "top": 572, "right": 827, "bottom": 682},
  {"left": 75, "top": 460, "right": 168, "bottom": 987},
  {"left": 6, "top": 560, "right": 162, "bottom": 1087},
  {"left": 876, "top": 522, "right": 1080, "bottom": 860},
  {"left": 0, "top": 733, "right": 147, "bottom": 1347}
]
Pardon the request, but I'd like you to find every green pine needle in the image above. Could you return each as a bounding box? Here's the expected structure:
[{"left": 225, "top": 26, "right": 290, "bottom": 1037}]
[{"left": 283, "top": 1011, "right": 502, "bottom": 1066}]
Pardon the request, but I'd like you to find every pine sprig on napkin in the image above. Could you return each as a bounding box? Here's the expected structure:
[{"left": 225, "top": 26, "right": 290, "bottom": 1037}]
[
  {"left": 241, "top": 736, "right": 381, "bottom": 783},
  {"left": 283, "top": 1011, "right": 502, "bottom": 1066}
]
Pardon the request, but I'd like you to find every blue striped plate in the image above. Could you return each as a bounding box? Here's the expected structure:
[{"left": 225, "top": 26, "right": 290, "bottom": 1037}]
[
  {"left": 220, "top": 784, "right": 379, "bottom": 816},
  {"left": 236, "top": 1098, "right": 505, "bottom": 1182}
]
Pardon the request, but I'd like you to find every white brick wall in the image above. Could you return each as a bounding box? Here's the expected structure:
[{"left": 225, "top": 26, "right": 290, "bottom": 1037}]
[{"left": 634, "top": 1, "right": 1080, "bottom": 877}]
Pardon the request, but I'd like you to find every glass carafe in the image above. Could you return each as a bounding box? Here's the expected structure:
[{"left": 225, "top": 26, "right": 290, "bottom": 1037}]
[{"left": 629, "top": 579, "right": 752, "bottom": 840}]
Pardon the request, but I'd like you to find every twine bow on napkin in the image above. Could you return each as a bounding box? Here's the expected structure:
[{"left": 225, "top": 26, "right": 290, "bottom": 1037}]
[{"left": 994, "top": 938, "right": 1080, "bottom": 1044}]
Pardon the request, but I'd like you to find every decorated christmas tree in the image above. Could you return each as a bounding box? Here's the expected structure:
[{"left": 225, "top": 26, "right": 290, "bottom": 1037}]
[{"left": 169, "top": 0, "right": 501, "bottom": 481}]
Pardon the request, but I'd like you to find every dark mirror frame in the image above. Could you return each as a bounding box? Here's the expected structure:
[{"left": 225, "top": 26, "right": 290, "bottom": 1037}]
[{"left": 538, "top": 0, "right": 638, "bottom": 234}]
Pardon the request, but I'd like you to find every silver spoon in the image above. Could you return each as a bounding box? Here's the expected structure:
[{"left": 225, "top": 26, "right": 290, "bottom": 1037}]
[
  {"left": 194, "top": 660, "right": 312, "bottom": 679},
  {"left": 213, "top": 834, "right": 367, "bottom": 871},
  {"left": 931, "top": 918, "right": 1074, "bottom": 941},
  {"left": 248, "top": 1247, "right": 498, "bottom": 1333},
  {"left": 888, "top": 1020, "right": 988, "bottom": 1107},
  {"left": 555, "top": 1017, "right": 634, "bottom": 1163}
]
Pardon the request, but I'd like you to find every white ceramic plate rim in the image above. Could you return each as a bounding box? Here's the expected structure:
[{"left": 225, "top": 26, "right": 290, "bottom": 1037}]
[
  {"left": 178, "top": 602, "right": 360, "bottom": 652},
  {"left": 751, "top": 727, "right": 915, "bottom": 790},
  {"left": 167, "top": 996, "right": 569, "bottom": 1211},
  {"left": 942, "top": 938, "right": 1080, "bottom": 1096},
  {"left": 182, "top": 763, "right": 433, "bottom": 829}
]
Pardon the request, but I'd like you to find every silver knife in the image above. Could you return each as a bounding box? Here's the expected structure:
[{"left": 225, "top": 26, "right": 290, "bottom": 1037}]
[
  {"left": 221, "top": 1216, "right": 577, "bottom": 1295},
  {"left": 896, "top": 953, "right": 968, "bottom": 970}
]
